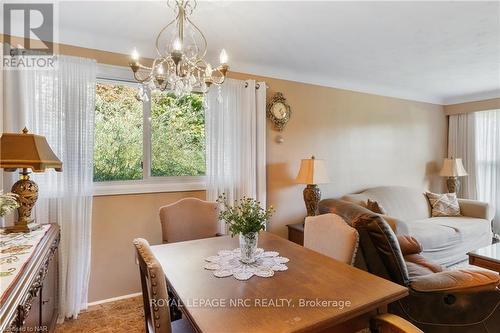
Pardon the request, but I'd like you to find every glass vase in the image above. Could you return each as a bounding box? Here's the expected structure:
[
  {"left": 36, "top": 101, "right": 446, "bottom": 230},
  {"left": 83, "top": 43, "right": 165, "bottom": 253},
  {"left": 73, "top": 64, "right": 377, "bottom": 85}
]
[{"left": 239, "top": 232, "right": 258, "bottom": 264}]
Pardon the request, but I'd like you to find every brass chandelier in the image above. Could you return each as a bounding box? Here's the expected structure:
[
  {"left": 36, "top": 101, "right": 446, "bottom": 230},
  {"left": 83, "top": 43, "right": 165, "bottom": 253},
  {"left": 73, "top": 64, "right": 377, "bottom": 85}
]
[{"left": 129, "top": 0, "right": 229, "bottom": 97}]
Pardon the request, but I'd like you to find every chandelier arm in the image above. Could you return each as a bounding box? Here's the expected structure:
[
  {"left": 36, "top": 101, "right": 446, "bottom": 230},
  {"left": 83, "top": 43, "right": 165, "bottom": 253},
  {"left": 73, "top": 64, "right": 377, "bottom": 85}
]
[
  {"left": 133, "top": 70, "right": 153, "bottom": 83},
  {"left": 185, "top": 16, "right": 208, "bottom": 59},
  {"left": 194, "top": 58, "right": 207, "bottom": 67},
  {"left": 155, "top": 16, "right": 178, "bottom": 57},
  {"left": 183, "top": 57, "right": 205, "bottom": 70},
  {"left": 134, "top": 57, "right": 165, "bottom": 84},
  {"left": 211, "top": 72, "right": 225, "bottom": 85},
  {"left": 150, "top": 58, "right": 161, "bottom": 74},
  {"left": 166, "top": 0, "right": 178, "bottom": 11},
  {"left": 184, "top": 0, "right": 197, "bottom": 16},
  {"left": 138, "top": 62, "right": 153, "bottom": 71}
]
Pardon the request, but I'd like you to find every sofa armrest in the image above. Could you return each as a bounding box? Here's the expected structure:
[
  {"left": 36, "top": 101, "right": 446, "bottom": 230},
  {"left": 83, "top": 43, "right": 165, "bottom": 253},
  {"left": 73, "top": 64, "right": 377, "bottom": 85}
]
[
  {"left": 458, "top": 199, "right": 495, "bottom": 221},
  {"left": 411, "top": 269, "right": 499, "bottom": 293}
]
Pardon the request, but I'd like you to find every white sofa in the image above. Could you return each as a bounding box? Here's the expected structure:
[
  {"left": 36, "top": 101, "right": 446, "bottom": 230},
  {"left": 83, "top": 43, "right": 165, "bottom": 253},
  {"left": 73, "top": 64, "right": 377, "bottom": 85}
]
[{"left": 342, "top": 186, "right": 494, "bottom": 267}]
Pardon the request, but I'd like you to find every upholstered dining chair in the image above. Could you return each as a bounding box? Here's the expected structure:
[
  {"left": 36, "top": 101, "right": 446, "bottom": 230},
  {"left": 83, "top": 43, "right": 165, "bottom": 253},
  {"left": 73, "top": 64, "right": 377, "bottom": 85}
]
[
  {"left": 304, "top": 213, "right": 423, "bottom": 333},
  {"left": 133, "top": 238, "right": 194, "bottom": 333},
  {"left": 159, "top": 198, "right": 219, "bottom": 243},
  {"left": 304, "top": 213, "right": 359, "bottom": 265}
]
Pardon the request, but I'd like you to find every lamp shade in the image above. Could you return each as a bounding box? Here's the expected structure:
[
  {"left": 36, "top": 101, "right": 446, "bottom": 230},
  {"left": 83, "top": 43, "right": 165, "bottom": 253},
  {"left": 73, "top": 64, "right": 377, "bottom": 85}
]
[
  {"left": 439, "top": 158, "right": 467, "bottom": 177},
  {"left": 0, "top": 128, "right": 62, "bottom": 172},
  {"left": 295, "top": 156, "right": 330, "bottom": 185}
]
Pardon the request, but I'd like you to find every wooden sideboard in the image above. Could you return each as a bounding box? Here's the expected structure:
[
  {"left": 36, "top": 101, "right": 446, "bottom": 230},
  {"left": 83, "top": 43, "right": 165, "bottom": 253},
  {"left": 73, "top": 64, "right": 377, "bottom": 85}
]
[{"left": 0, "top": 224, "right": 60, "bottom": 333}]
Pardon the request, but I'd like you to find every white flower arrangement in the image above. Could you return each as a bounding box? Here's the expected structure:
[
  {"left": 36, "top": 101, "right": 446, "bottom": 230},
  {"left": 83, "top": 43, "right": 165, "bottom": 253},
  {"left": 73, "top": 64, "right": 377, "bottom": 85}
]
[{"left": 0, "top": 191, "right": 20, "bottom": 217}]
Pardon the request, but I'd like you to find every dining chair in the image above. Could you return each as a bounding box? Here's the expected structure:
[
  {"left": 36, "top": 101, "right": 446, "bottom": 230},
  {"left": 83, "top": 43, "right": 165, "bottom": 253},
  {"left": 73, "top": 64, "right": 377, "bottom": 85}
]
[
  {"left": 159, "top": 198, "right": 219, "bottom": 243},
  {"left": 304, "top": 213, "right": 359, "bottom": 265},
  {"left": 133, "top": 238, "right": 194, "bottom": 333},
  {"left": 304, "top": 214, "right": 423, "bottom": 333},
  {"left": 370, "top": 313, "right": 423, "bottom": 333}
]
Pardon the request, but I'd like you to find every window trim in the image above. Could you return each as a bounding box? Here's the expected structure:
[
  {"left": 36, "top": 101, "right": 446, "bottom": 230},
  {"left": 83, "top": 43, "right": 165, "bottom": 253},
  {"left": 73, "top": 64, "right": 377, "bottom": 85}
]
[
  {"left": 93, "top": 177, "right": 206, "bottom": 196},
  {"left": 93, "top": 64, "right": 206, "bottom": 196}
]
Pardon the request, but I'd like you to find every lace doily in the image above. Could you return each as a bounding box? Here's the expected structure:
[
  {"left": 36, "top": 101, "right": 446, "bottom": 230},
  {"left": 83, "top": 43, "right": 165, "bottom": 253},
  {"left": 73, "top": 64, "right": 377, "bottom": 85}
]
[{"left": 204, "top": 248, "right": 289, "bottom": 280}]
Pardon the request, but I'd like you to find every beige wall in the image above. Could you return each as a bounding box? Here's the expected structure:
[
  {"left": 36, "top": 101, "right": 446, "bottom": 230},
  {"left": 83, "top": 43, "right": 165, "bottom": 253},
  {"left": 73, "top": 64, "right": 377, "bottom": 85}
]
[
  {"left": 229, "top": 72, "right": 447, "bottom": 238},
  {"left": 1, "top": 36, "right": 448, "bottom": 302},
  {"left": 89, "top": 191, "right": 205, "bottom": 302},
  {"left": 444, "top": 97, "right": 500, "bottom": 115}
]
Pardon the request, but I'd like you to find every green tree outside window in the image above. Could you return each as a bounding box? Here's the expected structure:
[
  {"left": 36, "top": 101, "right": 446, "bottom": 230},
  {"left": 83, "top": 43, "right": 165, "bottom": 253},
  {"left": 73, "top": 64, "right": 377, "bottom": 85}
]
[{"left": 94, "top": 82, "right": 205, "bottom": 182}]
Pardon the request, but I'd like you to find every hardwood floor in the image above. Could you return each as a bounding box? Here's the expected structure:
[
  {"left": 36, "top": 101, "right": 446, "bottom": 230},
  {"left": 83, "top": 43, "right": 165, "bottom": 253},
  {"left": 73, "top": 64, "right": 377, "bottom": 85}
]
[{"left": 55, "top": 296, "right": 144, "bottom": 333}]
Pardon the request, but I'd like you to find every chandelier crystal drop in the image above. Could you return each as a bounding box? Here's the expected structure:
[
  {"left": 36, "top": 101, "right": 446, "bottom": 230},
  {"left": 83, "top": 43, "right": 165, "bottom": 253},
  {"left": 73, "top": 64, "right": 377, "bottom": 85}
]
[{"left": 129, "top": 0, "right": 229, "bottom": 98}]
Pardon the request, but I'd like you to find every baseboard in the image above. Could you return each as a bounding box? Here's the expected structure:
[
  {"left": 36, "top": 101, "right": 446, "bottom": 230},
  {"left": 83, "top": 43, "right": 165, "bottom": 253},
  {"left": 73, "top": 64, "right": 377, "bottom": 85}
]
[{"left": 87, "top": 292, "right": 142, "bottom": 307}]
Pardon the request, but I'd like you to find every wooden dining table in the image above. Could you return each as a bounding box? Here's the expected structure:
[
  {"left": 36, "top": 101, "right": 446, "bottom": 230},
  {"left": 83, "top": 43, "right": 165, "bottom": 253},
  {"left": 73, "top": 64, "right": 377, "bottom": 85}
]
[{"left": 151, "top": 231, "right": 408, "bottom": 333}]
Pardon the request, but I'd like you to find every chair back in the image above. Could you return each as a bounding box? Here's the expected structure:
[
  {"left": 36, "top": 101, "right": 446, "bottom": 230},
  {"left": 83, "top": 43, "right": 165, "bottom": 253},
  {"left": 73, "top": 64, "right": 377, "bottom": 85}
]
[
  {"left": 319, "top": 199, "right": 411, "bottom": 287},
  {"left": 159, "top": 198, "right": 219, "bottom": 243},
  {"left": 304, "top": 213, "right": 359, "bottom": 265},
  {"left": 133, "top": 238, "right": 171, "bottom": 333}
]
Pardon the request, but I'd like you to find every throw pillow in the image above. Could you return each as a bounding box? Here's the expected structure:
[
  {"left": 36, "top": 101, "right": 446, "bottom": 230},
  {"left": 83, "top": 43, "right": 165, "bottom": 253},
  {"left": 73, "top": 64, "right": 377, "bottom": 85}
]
[
  {"left": 426, "top": 192, "right": 460, "bottom": 217},
  {"left": 366, "top": 199, "right": 386, "bottom": 214}
]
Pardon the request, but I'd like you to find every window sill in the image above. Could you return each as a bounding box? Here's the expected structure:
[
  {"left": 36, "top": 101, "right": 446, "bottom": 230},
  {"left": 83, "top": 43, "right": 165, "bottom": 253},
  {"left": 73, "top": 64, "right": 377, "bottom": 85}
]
[{"left": 93, "top": 178, "right": 206, "bottom": 196}]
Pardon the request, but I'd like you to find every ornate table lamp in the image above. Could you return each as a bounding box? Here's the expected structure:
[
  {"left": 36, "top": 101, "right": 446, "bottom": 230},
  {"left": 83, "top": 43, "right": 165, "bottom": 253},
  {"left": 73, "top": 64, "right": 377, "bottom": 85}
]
[
  {"left": 295, "top": 156, "right": 330, "bottom": 216},
  {"left": 439, "top": 158, "right": 467, "bottom": 194},
  {"left": 0, "top": 128, "right": 62, "bottom": 233}
]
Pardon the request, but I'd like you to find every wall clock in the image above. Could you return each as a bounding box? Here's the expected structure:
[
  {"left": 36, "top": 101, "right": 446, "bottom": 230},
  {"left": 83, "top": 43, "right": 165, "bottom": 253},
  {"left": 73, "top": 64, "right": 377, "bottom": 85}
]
[{"left": 267, "top": 92, "right": 291, "bottom": 131}]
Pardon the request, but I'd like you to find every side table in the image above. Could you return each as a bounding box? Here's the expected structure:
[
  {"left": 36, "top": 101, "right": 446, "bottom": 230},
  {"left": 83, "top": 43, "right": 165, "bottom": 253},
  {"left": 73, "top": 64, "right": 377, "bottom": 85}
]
[{"left": 287, "top": 222, "right": 304, "bottom": 245}]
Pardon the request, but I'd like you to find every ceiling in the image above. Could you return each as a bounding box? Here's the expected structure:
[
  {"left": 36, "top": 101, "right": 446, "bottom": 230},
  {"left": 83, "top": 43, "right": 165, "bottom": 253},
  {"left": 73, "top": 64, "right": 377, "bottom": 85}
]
[{"left": 50, "top": 1, "right": 500, "bottom": 104}]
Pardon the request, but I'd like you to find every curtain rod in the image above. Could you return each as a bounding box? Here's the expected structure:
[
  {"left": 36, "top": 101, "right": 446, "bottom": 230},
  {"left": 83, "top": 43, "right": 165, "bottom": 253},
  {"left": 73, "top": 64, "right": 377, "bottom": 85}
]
[{"left": 97, "top": 76, "right": 269, "bottom": 90}]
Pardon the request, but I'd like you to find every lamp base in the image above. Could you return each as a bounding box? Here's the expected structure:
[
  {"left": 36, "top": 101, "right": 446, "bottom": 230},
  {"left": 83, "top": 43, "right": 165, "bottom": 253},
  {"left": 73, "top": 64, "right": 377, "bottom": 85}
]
[
  {"left": 303, "top": 184, "right": 321, "bottom": 216},
  {"left": 446, "top": 177, "right": 460, "bottom": 194},
  {"left": 8, "top": 169, "right": 39, "bottom": 233}
]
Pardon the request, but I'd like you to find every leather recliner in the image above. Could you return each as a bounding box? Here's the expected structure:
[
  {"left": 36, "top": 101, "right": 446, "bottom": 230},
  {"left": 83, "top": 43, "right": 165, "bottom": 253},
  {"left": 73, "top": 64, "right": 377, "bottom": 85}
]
[{"left": 319, "top": 199, "right": 500, "bottom": 333}]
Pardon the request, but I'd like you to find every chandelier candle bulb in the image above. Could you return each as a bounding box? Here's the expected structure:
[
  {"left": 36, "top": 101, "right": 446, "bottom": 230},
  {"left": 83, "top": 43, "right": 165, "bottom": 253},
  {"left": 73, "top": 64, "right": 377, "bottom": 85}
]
[
  {"left": 129, "top": 49, "right": 140, "bottom": 72},
  {"left": 131, "top": 48, "right": 139, "bottom": 61},
  {"left": 173, "top": 37, "right": 183, "bottom": 51},
  {"left": 219, "top": 49, "right": 228, "bottom": 65}
]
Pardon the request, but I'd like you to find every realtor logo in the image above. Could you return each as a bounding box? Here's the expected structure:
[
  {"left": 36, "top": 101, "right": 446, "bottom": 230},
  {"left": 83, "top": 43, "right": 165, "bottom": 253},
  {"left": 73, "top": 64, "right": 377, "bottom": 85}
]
[
  {"left": 4, "top": 3, "right": 54, "bottom": 55},
  {"left": 3, "top": 3, "right": 56, "bottom": 69},
  {"left": 3, "top": 3, "right": 54, "bottom": 55}
]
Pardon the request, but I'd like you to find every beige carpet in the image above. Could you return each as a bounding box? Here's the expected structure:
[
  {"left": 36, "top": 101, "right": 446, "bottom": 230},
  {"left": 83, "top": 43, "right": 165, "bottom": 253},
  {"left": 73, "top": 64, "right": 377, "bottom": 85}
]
[
  {"left": 55, "top": 296, "right": 145, "bottom": 333},
  {"left": 55, "top": 295, "right": 371, "bottom": 332}
]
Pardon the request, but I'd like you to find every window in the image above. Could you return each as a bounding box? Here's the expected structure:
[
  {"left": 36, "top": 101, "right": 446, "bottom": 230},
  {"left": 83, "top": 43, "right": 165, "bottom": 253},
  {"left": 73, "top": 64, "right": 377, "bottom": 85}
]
[
  {"left": 150, "top": 90, "right": 206, "bottom": 177},
  {"left": 94, "top": 82, "right": 143, "bottom": 182},
  {"left": 93, "top": 80, "right": 206, "bottom": 195}
]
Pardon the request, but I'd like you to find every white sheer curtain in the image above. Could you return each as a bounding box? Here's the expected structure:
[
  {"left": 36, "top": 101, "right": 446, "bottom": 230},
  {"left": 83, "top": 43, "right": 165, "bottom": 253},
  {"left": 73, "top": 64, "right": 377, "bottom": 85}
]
[
  {"left": 3, "top": 55, "right": 96, "bottom": 320},
  {"left": 475, "top": 110, "right": 499, "bottom": 233},
  {"left": 448, "top": 113, "right": 478, "bottom": 199},
  {"left": 206, "top": 79, "right": 267, "bottom": 233},
  {"left": 449, "top": 110, "right": 500, "bottom": 234}
]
